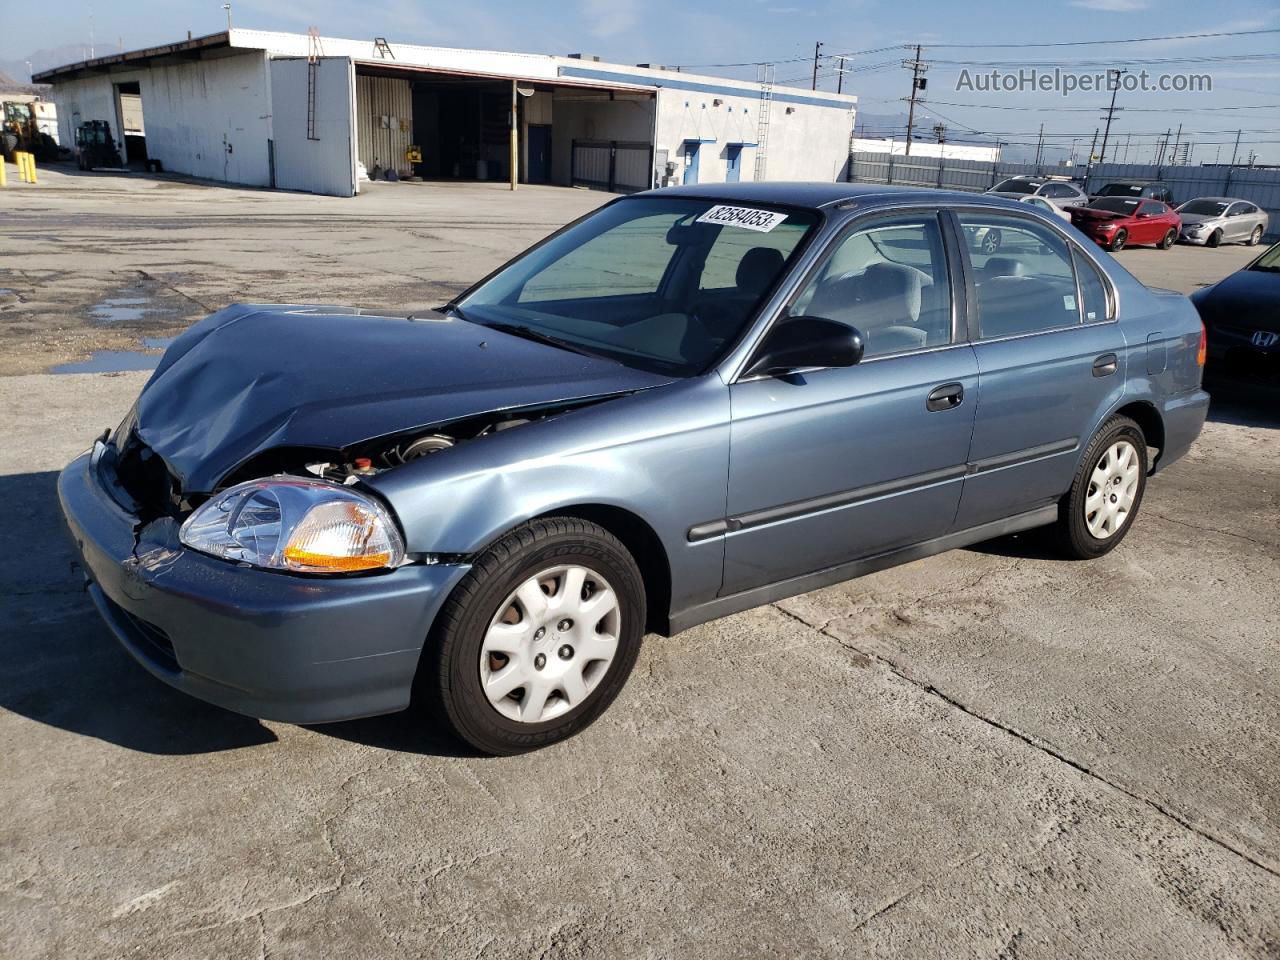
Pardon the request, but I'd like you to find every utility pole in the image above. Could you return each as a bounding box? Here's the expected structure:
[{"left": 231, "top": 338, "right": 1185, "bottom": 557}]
[
  {"left": 1069, "top": 138, "right": 1079, "bottom": 165},
  {"left": 812, "top": 41, "right": 823, "bottom": 91},
  {"left": 837, "top": 56, "right": 845, "bottom": 95},
  {"left": 1169, "top": 122, "right": 1183, "bottom": 166},
  {"left": 903, "top": 45, "right": 927, "bottom": 156},
  {"left": 1087, "top": 127, "right": 1099, "bottom": 167},
  {"left": 1034, "top": 123, "right": 1044, "bottom": 168},
  {"left": 1228, "top": 129, "right": 1242, "bottom": 167},
  {"left": 1098, "top": 68, "right": 1125, "bottom": 166}
]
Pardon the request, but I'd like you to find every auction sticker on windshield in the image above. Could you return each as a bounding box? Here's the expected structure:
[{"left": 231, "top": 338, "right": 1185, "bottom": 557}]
[{"left": 696, "top": 205, "right": 789, "bottom": 232}]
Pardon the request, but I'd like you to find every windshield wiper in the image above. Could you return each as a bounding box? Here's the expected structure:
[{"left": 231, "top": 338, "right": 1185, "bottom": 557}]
[{"left": 482, "top": 321, "right": 595, "bottom": 357}]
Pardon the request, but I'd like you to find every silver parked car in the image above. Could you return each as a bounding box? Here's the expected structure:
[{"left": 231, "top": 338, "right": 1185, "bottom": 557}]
[
  {"left": 987, "top": 176, "right": 1089, "bottom": 212},
  {"left": 1177, "top": 198, "right": 1269, "bottom": 248}
]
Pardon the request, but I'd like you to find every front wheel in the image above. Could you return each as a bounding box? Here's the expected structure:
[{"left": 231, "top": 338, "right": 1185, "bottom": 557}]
[
  {"left": 419, "top": 517, "right": 646, "bottom": 755},
  {"left": 1109, "top": 229, "right": 1128, "bottom": 252},
  {"left": 1249, "top": 225, "right": 1263, "bottom": 246},
  {"left": 1207, "top": 229, "right": 1222, "bottom": 248},
  {"left": 1159, "top": 228, "right": 1176, "bottom": 250},
  {"left": 1051, "top": 416, "right": 1148, "bottom": 560},
  {"left": 981, "top": 228, "right": 1002, "bottom": 255}
]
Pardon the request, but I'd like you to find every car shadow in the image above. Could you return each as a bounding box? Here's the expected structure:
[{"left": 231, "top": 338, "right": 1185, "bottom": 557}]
[
  {"left": 1, "top": 470, "right": 470, "bottom": 758},
  {"left": 1205, "top": 379, "right": 1280, "bottom": 429}
]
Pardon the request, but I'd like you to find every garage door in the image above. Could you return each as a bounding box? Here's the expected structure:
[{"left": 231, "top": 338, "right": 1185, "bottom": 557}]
[{"left": 269, "top": 57, "right": 357, "bottom": 197}]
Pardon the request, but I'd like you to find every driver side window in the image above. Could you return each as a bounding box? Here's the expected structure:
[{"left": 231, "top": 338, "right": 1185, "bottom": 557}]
[{"left": 790, "top": 217, "right": 953, "bottom": 360}]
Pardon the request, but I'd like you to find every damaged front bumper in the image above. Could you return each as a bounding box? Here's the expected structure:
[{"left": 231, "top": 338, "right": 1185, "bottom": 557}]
[{"left": 58, "top": 445, "right": 470, "bottom": 724}]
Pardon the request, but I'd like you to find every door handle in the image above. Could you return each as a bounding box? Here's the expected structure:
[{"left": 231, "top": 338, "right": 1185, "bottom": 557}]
[
  {"left": 926, "top": 382, "right": 964, "bottom": 412},
  {"left": 1092, "top": 353, "right": 1118, "bottom": 377}
]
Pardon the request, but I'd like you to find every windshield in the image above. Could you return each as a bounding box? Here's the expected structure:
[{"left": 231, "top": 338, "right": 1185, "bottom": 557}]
[
  {"left": 1089, "top": 198, "right": 1141, "bottom": 214},
  {"left": 1250, "top": 242, "right": 1280, "bottom": 272},
  {"left": 1179, "top": 199, "right": 1230, "bottom": 216},
  {"left": 1098, "top": 183, "right": 1143, "bottom": 197},
  {"left": 992, "top": 179, "right": 1038, "bottom": 195},
  {"left": 457, "top": 197, "right": 819, "bottom": 376}
]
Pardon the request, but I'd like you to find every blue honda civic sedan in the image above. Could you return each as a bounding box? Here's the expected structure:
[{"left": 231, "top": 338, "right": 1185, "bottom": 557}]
[{"left": 59, "top": 183, "right": 1209, "bottom": 754}]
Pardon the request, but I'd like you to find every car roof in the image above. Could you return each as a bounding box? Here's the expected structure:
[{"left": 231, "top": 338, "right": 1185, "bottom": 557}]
[{"left": 633, "top": 181, "right": 1032, "bottom": 212}]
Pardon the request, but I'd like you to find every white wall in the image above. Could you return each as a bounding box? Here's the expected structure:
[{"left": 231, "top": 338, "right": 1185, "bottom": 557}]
[
  {"left": 51, "top": 52, "right": 273, "bottom": 185},
  {"left": 270, "top": 58, "right": 357, "bottom": 196},
  {"left": 653, "top": 88, "right": 853, "bottom": 185},
  {"left": 851, "top": 137, "right": 999, "bottom": 162}
]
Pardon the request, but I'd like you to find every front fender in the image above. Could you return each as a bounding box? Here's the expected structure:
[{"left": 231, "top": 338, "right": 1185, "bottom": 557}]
[{"left": 364, "top": 376, "right": 731, "bottom": 613}]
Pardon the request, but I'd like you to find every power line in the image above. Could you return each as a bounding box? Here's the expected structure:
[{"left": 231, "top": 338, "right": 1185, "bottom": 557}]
[
  {"left": 918, "top": 99, "right": 1280, "bottom": 113},
  {"left": 921, "top": 27, "right": 1280, "bottom": 48}
]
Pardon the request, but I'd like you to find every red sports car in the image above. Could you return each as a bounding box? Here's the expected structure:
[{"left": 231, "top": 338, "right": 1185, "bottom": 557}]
[{"left": 1069, "top": 197, "right": 1182, "bottom": 252}]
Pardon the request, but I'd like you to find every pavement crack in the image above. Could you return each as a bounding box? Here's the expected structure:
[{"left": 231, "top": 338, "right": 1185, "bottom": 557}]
[
  {"left": 771, "top": 603, "right": 1280, "bottom": 883},
  {"left": 1145, "top": 511, "right": 1273, "bottom": 548},
  {"left": 134, "top": 268, "right": 213, "bottom": 312}
]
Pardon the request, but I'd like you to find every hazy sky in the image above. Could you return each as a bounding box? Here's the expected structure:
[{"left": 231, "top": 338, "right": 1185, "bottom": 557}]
[{"left": 5, "top": 0, "right": 1278, "bottom": 163}]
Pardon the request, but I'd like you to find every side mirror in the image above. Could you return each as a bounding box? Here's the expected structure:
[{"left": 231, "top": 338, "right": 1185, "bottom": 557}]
[{"left": 745, "top": 316, "right": 864, "bottom": 378}]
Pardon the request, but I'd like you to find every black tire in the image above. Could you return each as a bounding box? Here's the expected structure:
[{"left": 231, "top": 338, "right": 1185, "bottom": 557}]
[
  {"left": 418, "top": 517, "right": 646, "bottom": 755},
  {"left": 1051, "top": 415, "right": 1148, "bottom": 560},
  {"left": 1159, "top": 228, "right": 1176, "bottom": 250},
  {"left": 1248, "top": 225, "right": 1263, "bottom": 246},
  {"left": 1109, "top": 229, "right": 1127, "bottom": 252},
  {"left": 1207, "top": 229, "right": 1222, "bottom": 248}
]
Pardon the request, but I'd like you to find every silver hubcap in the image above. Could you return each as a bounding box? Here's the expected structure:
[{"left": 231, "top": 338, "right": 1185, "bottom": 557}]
[
  {"left": 1085, "top": 440, "right": 1140, "bottom": 540},
  {"left": 480, "top": 564, "right": 621, "bottom": 724}
]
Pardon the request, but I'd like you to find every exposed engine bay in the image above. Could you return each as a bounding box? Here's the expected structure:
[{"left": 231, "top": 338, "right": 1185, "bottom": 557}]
[{"left": 302, "top": 412, "right": 538, "bottom": 486}]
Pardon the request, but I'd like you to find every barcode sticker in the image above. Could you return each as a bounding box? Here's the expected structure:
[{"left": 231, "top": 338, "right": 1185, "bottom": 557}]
[{"left": 696, "top": 205, "right": 789, "bottom": 232}]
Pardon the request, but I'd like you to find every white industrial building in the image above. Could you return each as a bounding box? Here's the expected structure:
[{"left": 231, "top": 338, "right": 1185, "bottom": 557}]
[
  {"left": 850, "top": 137, "right": 1000, "bottom": 163},
  {"left": 36, "top": 30, "right": 857, "bottom": 197}
]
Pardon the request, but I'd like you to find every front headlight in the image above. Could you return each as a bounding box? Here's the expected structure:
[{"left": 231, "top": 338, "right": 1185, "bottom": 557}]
[{"left": 179, "top": 476, "right": 405, "bottom": 574}]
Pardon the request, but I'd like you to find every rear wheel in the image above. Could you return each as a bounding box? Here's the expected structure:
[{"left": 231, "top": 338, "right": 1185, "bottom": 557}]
[
  {"left": 419, "top": 517, "right": 645, "bottom": 755},
  {"left": 1249, "top": 225, "right": 1264, "bottom": 246},
  {"left": 1159, "top": 228, "right": 1176, "bottom": 250},
  {"left": 1051, "top": 416, "right": 1147, "bottom": 560},
  {"left": 1207, "top": 229, "right": 1222, "bottom": 248},
  {"left": 1109, "top": 229, "right": 1127, "bottom": 252},
  {"left": 981, "top": 228, "right": 1002, "bottom": 255}
]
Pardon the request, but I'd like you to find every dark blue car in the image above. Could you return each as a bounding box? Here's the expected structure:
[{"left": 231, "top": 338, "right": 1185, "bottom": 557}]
[{"left": 59, "top": 183, "right": 1210, "bottom": 754}]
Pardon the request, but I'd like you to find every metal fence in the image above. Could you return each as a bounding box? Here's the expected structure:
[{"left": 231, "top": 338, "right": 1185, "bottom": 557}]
[
  {"left": 571, "top": 140, "right": 653, "bottom": 194},
  {"left": 846, "top": 152, "right": 1280, "bottom": 237}
]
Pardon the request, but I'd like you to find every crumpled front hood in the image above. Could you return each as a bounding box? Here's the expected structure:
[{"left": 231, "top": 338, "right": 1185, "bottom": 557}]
[{"left": 134, "top": 304, "right": 674, "bottom": 493}]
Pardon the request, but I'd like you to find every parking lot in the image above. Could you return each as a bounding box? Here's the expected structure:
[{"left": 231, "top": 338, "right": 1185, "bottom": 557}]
[{"left": 2, "top": 168, "right": 1278, "bottom": 959}]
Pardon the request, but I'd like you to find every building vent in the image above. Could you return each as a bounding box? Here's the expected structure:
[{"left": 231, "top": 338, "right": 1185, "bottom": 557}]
[{"left": 567, "top": 53, "right": 602, "bottom": 62}]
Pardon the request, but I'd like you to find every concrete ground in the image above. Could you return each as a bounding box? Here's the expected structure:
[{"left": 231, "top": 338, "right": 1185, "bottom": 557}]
[{"left": 1, "top": 166, "right": 1277, "bottom": 959}]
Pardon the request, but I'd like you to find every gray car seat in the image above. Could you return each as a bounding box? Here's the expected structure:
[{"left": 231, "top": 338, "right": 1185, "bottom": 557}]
[{"left": 807, "top": 261, "right": 931, "bottom": 355}]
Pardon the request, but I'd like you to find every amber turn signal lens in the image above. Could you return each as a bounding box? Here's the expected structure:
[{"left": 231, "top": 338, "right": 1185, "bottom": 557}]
[{"left": 1197, "top": 322, "right": 1207, "bottom": 367}]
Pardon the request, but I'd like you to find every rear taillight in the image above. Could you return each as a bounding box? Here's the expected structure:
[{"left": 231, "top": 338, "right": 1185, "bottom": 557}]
[{"left": 1196, "top": 322, "right": 1207, "bottom": 367}]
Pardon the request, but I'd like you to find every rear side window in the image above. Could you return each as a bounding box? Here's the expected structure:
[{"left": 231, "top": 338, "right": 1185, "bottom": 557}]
[
  {"left": 958, "top": 213, "right": 1081, "bottom": 339},
  {"left": 1074, "top": 249, "right": 1110, "bottom": 323}
]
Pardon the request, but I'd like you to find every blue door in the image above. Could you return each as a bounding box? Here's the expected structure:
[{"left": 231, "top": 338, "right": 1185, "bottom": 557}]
[
  {"left": 683, "top": 142, "right": 700, "bottom": 184},
  {"left": 527, "top": 124, "right": 552, "bottom": 183},
  {"left": 726, "top": 144, "right": 743, "bottom": 183},
  {"left": 721, "top": 214, "right": 977, "bottom": 594},
  {"left": 951, "top": 211, "right": 1128, "bottom": 530}
]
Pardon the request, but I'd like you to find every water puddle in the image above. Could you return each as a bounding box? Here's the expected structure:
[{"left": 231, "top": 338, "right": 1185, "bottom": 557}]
[
  {"left": 52, "top": 337, "right": 174, "bottom": 374},
  {"left": 90, "top": 297, "right": 151, "bottom": 324}
]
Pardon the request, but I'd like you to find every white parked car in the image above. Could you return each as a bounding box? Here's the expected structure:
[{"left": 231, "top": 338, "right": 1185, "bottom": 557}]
[
  {"left": 1019, "top": 195, "right": 1073, "bottom": 222},
  {"left": 987, "top": 176, "right": 1089, "bottom": 213}
]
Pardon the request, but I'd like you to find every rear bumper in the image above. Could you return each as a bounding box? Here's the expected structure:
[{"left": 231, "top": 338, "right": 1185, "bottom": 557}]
[
  {"left": 1152, "top": 389, "right": 1210, "bottom": 474},
  {"left": 58, "top": 447, "right": 470, "bottom": 724}
]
